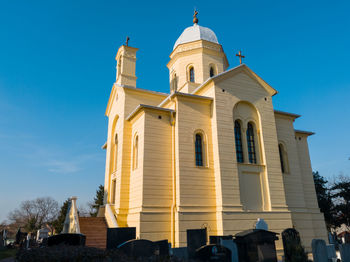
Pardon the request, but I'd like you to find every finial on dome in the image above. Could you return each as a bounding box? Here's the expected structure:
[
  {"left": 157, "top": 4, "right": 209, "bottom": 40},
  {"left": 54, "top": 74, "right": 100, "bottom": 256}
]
[{"left": 193, "top": 10, "right": 198, "bottom": 24}]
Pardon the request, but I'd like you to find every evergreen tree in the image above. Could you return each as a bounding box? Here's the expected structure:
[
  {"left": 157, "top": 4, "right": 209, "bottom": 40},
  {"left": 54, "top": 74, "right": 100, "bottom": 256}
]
[
  {"left": 52, "top": 199, "right": 70, "bottom": 234},
  {"left": 90, "top": 185, "right": 104, "bottom": 217},
  {"left": 331, "top": 176, "right": 350, "bottom": 228},
  {"left": 313, "top": 171, "right": 336, "bottom": 229}
]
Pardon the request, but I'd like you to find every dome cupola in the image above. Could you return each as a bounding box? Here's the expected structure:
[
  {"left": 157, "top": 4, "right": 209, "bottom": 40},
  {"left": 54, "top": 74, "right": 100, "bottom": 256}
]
[
  {"left": 173, "top": 24, "right": 219, "bottom": 50},
  {"left": 168, "top": 11, "right": 228, "bottom": 94}
]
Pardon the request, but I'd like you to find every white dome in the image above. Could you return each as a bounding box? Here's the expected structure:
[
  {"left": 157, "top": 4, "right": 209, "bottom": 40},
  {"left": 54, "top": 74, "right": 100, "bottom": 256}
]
[{"left": 173, "top": 24, "right": 219, "bottom": 50}]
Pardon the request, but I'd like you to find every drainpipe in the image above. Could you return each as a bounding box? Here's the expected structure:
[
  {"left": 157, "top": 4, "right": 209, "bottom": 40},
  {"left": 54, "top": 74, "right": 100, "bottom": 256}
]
[{"left": 170, "top": 107, "right": 177, "bottom": 247}]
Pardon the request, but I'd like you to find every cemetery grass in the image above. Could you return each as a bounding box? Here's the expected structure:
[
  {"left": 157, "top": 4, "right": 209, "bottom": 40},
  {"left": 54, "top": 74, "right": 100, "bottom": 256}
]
[{"left": 0, "top": 248, "right": 17, "bottom": 260}]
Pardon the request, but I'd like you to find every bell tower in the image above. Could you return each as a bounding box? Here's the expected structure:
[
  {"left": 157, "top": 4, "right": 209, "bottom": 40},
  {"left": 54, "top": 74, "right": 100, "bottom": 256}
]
[
  {"left": 167, "top": 11, "right": 229, "bottom": 93},
  {"left": 115, "top": 42, "right": 138, "bottom": 87}
]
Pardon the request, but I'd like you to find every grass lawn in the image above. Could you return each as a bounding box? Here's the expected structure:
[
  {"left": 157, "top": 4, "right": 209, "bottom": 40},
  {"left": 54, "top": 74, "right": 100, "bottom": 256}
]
[{"left": 0, "top": 248, "right": 17, "bottom": 260}]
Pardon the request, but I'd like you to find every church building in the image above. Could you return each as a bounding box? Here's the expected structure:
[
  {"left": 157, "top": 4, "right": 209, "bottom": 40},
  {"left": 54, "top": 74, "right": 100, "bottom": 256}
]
[{"left": 101, "top": 14, "right": 327, "bottom": 251}]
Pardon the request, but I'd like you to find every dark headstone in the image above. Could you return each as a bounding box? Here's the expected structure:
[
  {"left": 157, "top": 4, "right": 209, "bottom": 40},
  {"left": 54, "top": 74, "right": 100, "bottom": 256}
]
[
  {"left": 154, "top": 239, "right": 170, "bottom": 257},
  {"left": 345, "top": 232, "right": 350, "bottom": 244},
  {"left": 118, "top": 239, "right": 155, "bottom": 258},
  {"left": 339, "top": 244, "right": 350, "bottom": 262},
  {"left": 311, "top": 239, "right": 328, "bottom": 262},
  {"left": 106, "top": 227, "right": 136, "bottom": 249},
  {"left": 210, "top": 235, "right": 233, "bottom": 245},
  {"left": 282, "top": 228, "right": 307, "bottom": 262},
  {"left": 195, "top": 244, "right": 231, "bottom": 262},
  {"left": 47, "top": 233, "right": 86, "bottom": 247},
  {"left": 172, "top": 247, "right": 188, "bottom": 259},
  {"left": 235, "top": 229, "right": 279, "bottom": 262},
  {"left": 187, "top": 228, "right": 207, "bottom": 259}
]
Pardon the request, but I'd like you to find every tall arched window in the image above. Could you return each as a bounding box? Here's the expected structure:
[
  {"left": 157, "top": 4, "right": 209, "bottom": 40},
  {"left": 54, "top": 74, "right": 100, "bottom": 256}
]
[
  {"left": 173, "top": 73, "right": 177, "bottom": 91},
  {"left": 279, "top": 143, "right": 289, "bottom": 173},
  {"left": 210, "top": 67, "right": 215, "bottom": 77},
  {"left": 114, "top": 133, "right": 118, "bottom": 172},
  {"left": 279, "top": 144, "right": 285, "bottom": 173},
  {"left": 246, "top": 123, "right": 257, "bottom": 164},
  {"left": 133, "top": 135, "right": 139, "bottom": 170},
  {"left": 189, "top": 67, "right": 195, "bottom": 82},
  {"left": 234, "top": 120, "right": 244, "bottom": 163},
  {"left": 195, "top": 133, "right": 203, "bottom": 166}
]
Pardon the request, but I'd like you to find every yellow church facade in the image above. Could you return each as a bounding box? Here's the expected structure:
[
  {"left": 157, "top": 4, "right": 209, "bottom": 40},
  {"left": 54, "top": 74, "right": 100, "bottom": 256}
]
[{"left": 101, "top": 20, "right": 327, "bottom": 251}]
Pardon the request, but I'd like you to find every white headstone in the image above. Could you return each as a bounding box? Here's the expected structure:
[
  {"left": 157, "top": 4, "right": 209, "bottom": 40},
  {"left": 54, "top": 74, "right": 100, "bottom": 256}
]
[
  {"left": 255, "top": 218, "right": 268, "bottom": 231},
  {"left": 36, "top": 228, "right": 50, "bottom": 242}
]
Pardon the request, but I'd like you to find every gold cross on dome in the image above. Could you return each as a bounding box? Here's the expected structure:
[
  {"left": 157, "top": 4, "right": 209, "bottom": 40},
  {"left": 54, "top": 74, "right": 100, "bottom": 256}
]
[{"left": 236, "top": 50, "right": 245, "bottom": 64}]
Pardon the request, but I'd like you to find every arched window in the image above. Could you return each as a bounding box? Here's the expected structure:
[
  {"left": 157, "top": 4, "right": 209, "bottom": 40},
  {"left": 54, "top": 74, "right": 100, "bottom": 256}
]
[
  {"left": 246, "top": 123, "right": 257, "bottom": 164},
  {"left": 114, "top": 133, "right": 118, "bottom": 172},
  {"left": 279, "top": 144, "right": 284, "bottom": 173},
  {"left": 234, "top": 120, "right": 244, "bottom": 163},
  {"left": 279, "top": 143, "right": 289, "bottom": 173},
  {"left": 171, "top": 73, "right": 177, "bottom": 92},
  {"left": 133, "top": 135, "right": 139, "bottom": 170},
  {"left": 195, "top": 133, "right": 203, "bottom": 166},
  {"left": 189, "top": 67, "right": 195, "bottom": 82},
  {"left": 210, "top": 67, "right": 215, "bottom": 77}
]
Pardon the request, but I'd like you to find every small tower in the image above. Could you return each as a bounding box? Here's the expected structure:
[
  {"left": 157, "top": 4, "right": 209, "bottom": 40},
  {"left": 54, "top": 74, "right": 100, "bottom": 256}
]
[
  {"left": 115, "top": 42, "right": 138, "bottom": 87},
  {"left": 167, "top": 11, "right": 229, "bottom": 93}
]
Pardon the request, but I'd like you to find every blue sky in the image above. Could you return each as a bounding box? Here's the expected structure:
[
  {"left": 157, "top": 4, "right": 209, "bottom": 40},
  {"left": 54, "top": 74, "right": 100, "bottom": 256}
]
[{"left": 0, "top": 0, "right": 349, "bottom": 222}]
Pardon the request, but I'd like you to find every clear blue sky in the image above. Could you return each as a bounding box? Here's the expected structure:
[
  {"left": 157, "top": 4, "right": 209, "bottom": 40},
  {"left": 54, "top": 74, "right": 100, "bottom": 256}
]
[{"left": 1, "top": 0, "right": 349, "bottom": 222}]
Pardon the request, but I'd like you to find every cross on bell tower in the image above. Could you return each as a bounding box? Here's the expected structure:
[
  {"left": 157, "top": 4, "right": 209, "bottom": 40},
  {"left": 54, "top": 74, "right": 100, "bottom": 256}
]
[{"left": 235, "top": 50, "right": 245, "bottom": 64}]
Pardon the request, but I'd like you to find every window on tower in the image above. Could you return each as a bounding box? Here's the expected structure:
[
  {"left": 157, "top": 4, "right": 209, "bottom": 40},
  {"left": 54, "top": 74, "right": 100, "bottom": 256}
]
[
  {"left": 234, "top": 120, "right": 244, "bottom": 163},
  {"left": 210, "top": 67, "right": 215, "bottom": 77},
  {"left": 195, "top": 133, "right": 203, "bottom": 166},
  {"left": 246, "top": 123, "right": 257, "bottom": 164},
  {"left": 189, "top": 67, "right": 195, "bottom": 82}
]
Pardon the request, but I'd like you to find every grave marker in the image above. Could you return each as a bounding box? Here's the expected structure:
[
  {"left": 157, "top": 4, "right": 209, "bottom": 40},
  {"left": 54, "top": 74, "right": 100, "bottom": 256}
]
[
  {"left": 339, "top": 244, "right": 350, "bottom": 262},
  {"left": 187, "top": 228, "right": 207, "bottom": 259},
  {"left": 107, "top": 227, "right": 136, "bottom": 249},
  {"left": 311, "top": 239, "right": 328, "bottom": 262}
]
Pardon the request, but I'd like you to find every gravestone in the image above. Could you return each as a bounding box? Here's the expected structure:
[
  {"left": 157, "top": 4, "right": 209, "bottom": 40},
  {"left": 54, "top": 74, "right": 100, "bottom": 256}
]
[
  {"left": 36, "top": 228, "right": 50, "bottom": 243},
  {"left": 312, "top": 239, "right": 328, "bottom": 262},
  {"left": 235, "top": 229, "right": 278, "bottom": 262},
  {"left": 187, "top": 228, "right": 207, "bottom": 259},
  {"left": 210, "top": 235, "right": 233, "bottom": 245},
  {"left": 47, "top": 233, "right": 86, "bottom": 246},
  {"left": 220, "top": 239, "right": 239, "bottom": 262},
  {"left": 282, "top": 228, "right": 307, "bottom": 262},
  {"left": 118, "top": 239, "right": 155, "bottom": 258},
  {"left": 326, "top": 244, "right": 337, "bottom": 261},
  {"left": 107, "top": 227, "right": 136, "bottom": 249},
  {"left": 172, "top": 247, "right": 188, "bottom": 259},
  {"left": 339, "top": 244, "right": 350, "bottom": 262},
  {"left": 0, "top": 231, "right": 4, "bottom": 249},
  {"left": 328, "top": 232, "right": 335, "bottom": 245},
  {"left": 345, "top": 232, "right": 350, "bottom": 244},
  {"left": 195, "top": 244, "right": 231, "bottom": 262},
  {"left": 255, "top": 218, "right": 268, "bottom": 231},
  {"left": 154, "top": 239, "right": 170, "bottom": 257}
]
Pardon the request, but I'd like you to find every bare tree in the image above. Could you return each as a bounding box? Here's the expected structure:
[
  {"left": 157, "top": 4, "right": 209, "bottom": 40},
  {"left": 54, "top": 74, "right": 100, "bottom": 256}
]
[{"left": 8, "top": 197, "right": 59, "bottom": 232}]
